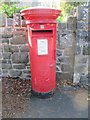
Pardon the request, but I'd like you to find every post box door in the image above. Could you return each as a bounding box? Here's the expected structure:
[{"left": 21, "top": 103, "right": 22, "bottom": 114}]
[{"left": 30, "top": 32, "right": 56, "bottom": 92}]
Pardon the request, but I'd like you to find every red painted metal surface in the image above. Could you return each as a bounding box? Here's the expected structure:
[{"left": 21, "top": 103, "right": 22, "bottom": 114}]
[{"left": 20, "top": 7, "right": 61, "bottom": 93}]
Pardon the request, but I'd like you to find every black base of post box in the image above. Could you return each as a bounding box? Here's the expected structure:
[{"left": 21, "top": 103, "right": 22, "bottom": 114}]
[{"left": 31, "top": 90, "right": 55, "bottom": 99}]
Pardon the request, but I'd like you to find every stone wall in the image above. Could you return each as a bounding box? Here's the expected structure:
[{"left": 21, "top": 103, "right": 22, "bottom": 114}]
[
  {"left": 73, "top": 4, "right": 89, "bottom": 85},
  {"left": 0, "top": 27, "right": 31, "bottom": 80},
  {"left": 0, "top": 2, "right": 89, "bottom": 84},
  {"left": 57, "top": 3, "right": 89, "bottom": 85},
  {"left": 56, "top": 17, "right": 76, "bottom": 81}
]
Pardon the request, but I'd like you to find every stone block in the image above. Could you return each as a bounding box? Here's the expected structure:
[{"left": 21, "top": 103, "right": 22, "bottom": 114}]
[
  {"left": 2, "top": 70, "right": 9, "bottom": 77},
  {"left": 77, "top": 21, "right": 88, "bottom": 30},
  {"left": 83, "top": 43, "right": 90, "bottom": 55},
  {"left": 20, "top": 73, "right": 31, "bottom": 80},
  {"left": 75, "top": 45, "right": 81, "bottom": 55},
  {"left": 57, "top": 56, "right": 72, "bottom": 64},
  {"left": 12, "top": 52, "right": 29, "bottom": 63},
  {"left": 13, "top": 64, "right": 26, "bottom": 69},
  {"left": 2, "top": 63, "right": 12, "bottom": 69},
  {"left": 67, "top": 16, "right": 76, "bottom": 31},
  {"left": 77, "top": 6, "right": 88, "bottom": 21},
  {"left": 60, "top": 33, "right": 75, "bottom": 47},
  {"left": 7, "top": 18, "right": 13, "bottom": 26},
  {"left": 4, "top": 45, "right": 19, "bottom": 52},
  {"left": 0, "top": 46, "right": 3, "bottom": 52},
  {"left": 13, "top": 31, "right": 24, "bottom": 36},
  {"left": 13, "top": 13, "right": 21, "bottom": 27},
  {"left": 10, "top": 35, "right": 26, "bottom": 44},
  {"left": 61, "top": 63, "right": 73, "bottom": 73},
  {"left": 56, "top": 49, "right": 64, "bottom": 56},
  {"left": 56, "top": 56, "right": 64, "bottom": 63},
  {"left": 4, "top": 27, "right": 14, "bottom": 33},
  {"left": 74, "top": 64, "right": 88, "bottom": 74},
  {"left": 9, "top": 70, "right": 22, "bottom": 77},
  {"left": 0, "top": 53, "right": 2, "bottom": 59},
  {"left": 59, "top": 72, "right": 73, "bottom": 81},
  {"left": 76, "top": 30, "right": 88, "bottom": 40},
  {"left": 63, "top": 56, "right": 74, "bottom": 67},
  {"left": 22, "top": 70, "right": 31, "bottom": 74},
  {"left": 1, "top": 38, "right": 9, "bottom": 44},
  {"left": 7, "top": 60, "right": 12, "bottom": 64},
  {"left": 80, "top": 74, "right": 88, "bottom": 85},
  {"left": 58, "top": 22, "right": 67, "bottom": 30},
  {"left": 0, "top": 14, "right": 6, "bottom": 27},
  {"left": 2, "top": 52, "right": 11, "bottom": 59},
  {"left": 74, "top": 56, "right": 88, "bottom": 64},
  {"left": 20, "top": 45, "right": 29, "bottom": 52},
  {"left": 3, "top": 45, "right": 10, "bottom": 52},
  {"left": 64, "top": 47, "right": 74, "bottom": 56},
  {"left": 21, "top": 70, "right": 31, "bottom": 80},
  {"left": 0, "top": 60, "right": 7, "bottom": 63},
  {"left": 2, "top": 33, "right": 13, "bottom": 38},
  {"left": 9, "top": 45, "right": 19, "bottom": 52}
]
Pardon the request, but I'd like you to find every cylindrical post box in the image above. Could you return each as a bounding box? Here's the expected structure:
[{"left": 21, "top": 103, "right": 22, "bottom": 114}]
[{"left": 20, "top": 7, "right": 61, "bottom": 98}]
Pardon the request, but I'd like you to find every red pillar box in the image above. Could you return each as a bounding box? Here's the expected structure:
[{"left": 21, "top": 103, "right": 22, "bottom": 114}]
[{"left": 20, "top": 7, "right": 61, "bottom": 98}]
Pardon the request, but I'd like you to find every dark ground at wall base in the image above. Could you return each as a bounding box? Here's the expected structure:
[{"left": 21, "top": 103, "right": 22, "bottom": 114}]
[{"left": 1, "top": 77, "right": 89, "bottom": 118}]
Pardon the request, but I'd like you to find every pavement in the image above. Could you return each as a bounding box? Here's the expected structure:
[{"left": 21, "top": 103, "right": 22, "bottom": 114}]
[
  {"left": 21, "top": 88, "right": 88, "bottom": 118},
  {"left": 2, "top": 87, "right": 88, "bottom": 118}
]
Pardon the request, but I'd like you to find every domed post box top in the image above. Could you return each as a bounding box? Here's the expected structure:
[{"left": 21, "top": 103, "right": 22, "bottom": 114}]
[{"left": 20, "top": 7, "right": 61, "bottom": 24}]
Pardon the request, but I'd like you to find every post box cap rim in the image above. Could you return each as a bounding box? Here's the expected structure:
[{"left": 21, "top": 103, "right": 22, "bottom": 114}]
[{"left": 20, "top": 6, "right": 61, "bottom": 13}]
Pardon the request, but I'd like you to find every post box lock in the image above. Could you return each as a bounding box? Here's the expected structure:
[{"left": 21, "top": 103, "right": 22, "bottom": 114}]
[{"left": 50, "top": 64, "right": 54, "bottom": 67}]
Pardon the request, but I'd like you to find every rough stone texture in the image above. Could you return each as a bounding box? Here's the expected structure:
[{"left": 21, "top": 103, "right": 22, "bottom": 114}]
[
  {"left": 13, "top": 13, "right": 21, "bottom": 27},
  {"left": 0, "top": 27, "right": 29, "bottom": 79},
  {"left": 9, "top": 70, "right": 22, "bottom": 78},
  {"left": 2, "top": 33, "right": 13, "bottom": 38},
  {"left": 77, "top": 6, "right": 88, "bottom": 21},
  {"left": 2, "top": 63, "right": 12, "bottom": 69},
  {"left": 3, "top": 45, "right": 10, "bottom": 52},
  {"left": 13, "top": 64, "right": 26, "bottom": 69},
  {"left": 12, "top": 52, "right": 29, "bottom": 63},
  {"left": 57, "top": 22, "right": 76, "bottom": 81},
  {"left": 10, "top": 35, "right": 26, "bottom": 44},
  {"left": 20, "top": 45, "right": 29, "bottom": 52},
  {"left": 2, "top": 52, "right": 11, "bottom": 59},
  {"left": 9, "top": 45, "right": 19, "bottom": 52},
  {"left": 0, "top": 14, "right": 6, "bottom": 27},
  {"left": 67, "top": 16, "right": 77, "bottom": 31},
  {"left": 77, "top": 21, "right": 88, "bottom": 30},
  {"left": 21, "top": 70, "right": 31, "bottom": 80},
  {"left": 0, "top": 53, "right": 2, "bottom": 59},
  {"left": 7, "top": 18, "right": 13, "bottom": 26},
  {"left": 2, "top": 70, "right": 9, "bottom": 77},
  {"left": 1, "top": 38, "right": 9, "bottom": 44},
  {"left": 73, "top": 3, "right": 89, "bottom": 84}
]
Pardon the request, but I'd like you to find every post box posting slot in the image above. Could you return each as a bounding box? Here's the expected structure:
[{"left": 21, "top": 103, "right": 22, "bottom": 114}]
[{"left": 32, "top": 30, "right": 53, "bottom": 36}]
